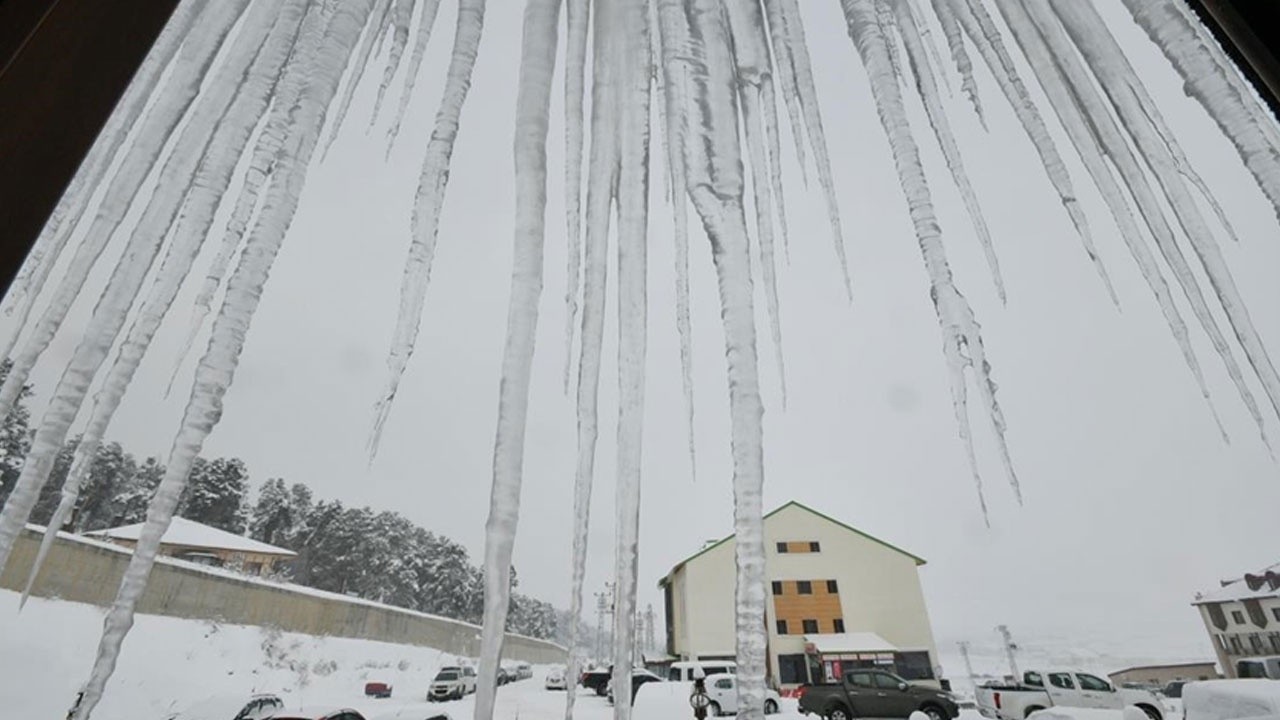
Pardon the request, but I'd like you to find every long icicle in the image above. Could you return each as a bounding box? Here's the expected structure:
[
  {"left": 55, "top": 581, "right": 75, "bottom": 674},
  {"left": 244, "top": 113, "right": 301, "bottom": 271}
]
[
  {"left": 368, "top": 0, "right": 487, "bottom": 460},
  {"left": 683, "top": 3, "right": 767, "bottom": 717},
  {"left": 1050, "top": 0, "right": 1280, "bottom": 426},
  {"left": 760, "top": 0, "right": 808, "bottom": 185},
  {"left": 946, "top": 0, "right": 1117, "bottom": 306},
  {"left": 561, "top": 0, "right": 590, "bottom": 394},
  {"left": 993, "top": 0, "right": 1227, "bottom": 441},
  {"left": 657, "top": 0, "right": 697, "bottom": 480},
  {"left": 0, "top": 0, "right": 250, "bottom": 426},
  {"left": 893, "top": 0, "right": 1005, "bottom": 303},
  {"left": 0, "top": 0, "right": 282, "bottom": 575},
  {"left": 1122, "top": 0, "right": 1280, "bottom": 227},
  {"left": 18, "top": 0, "right": 314, "bottom": 605},
  {"left": 1018, "top": 0, "right": 1269, "bottom": 446},
  {"left": 0, "top": 0, "right": 205, "bottom": 357},
  {"left": 370, "top": 0, "right": 417, "bottom": 122},
  {"left": 69, "top": 3, "right": 375, "bottom": 718},
  {"left": 929, "top": 0, "right": 985, "bottom": 128},
  {"left": 386, "top": 0, "right": 446, "bottom": 151},
  {"left": 842, "top": 0, "right": 1019, "bottom": 513},
  {"left": 322, "top": 0, "right": 394, "bottom": 157},
  {"left": 610, "top": 1, "right": 650, "bottom": 716},
  {"left": 474, "top": 2, "right": 560, "bottom": 719}
]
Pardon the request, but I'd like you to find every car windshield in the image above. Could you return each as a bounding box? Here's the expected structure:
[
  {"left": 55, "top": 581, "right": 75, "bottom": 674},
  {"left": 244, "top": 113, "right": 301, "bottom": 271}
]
[{"left": 435, "top": 671, "right": 459, "bottom": 681}]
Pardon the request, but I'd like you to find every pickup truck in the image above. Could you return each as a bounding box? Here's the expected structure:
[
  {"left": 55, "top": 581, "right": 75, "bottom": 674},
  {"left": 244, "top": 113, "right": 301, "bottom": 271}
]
[
  {"left": 975, "top": 670, "right": 1164, "bottom": 720},
  {"left": 797, "top": 668, "right": 960, "bottom": 720}
]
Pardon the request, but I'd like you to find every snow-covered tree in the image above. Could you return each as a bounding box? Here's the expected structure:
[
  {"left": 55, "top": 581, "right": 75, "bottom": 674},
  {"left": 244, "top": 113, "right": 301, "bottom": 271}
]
[
  {"left": 0, "top": 361, "right": 33, "bottom": 508},
  {"left": 72, "top": 442, "right": 138, "bottom": 532},
  {"left": 177, "top": 457, "right": 249, "bottom": 533}
]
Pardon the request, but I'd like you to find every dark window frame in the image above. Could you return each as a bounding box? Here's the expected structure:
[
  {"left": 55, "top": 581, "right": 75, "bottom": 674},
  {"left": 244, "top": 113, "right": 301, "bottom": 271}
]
[
  {"left": 809, "top": 541, "right": 821, "bottom": 552},
  {"left": 776, "top": 619, "right": 789, "bottom": 635},
  {"left": 1233, "top": 610, "right": 1247, "bottom": 625},
  {"left": 771, "top": 581, "right": 783, "bottom": 596},
  {"left": 833, "top": 618, "right": 845, "bottom": 633},
  {"left": 797, "top": 580, "right": 813, "bottom": 595},
  {"left": 802, "top": 619, "right": 819, "bottom": 634},
  {"left": 826, "top": 580, "right": 839, "bottom": 594},
  {"left": 776, "top": 542, "right": 788, "bottom": 553}
]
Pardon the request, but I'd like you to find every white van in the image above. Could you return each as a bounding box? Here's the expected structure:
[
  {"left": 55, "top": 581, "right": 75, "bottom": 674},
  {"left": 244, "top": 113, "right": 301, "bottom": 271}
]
[
  {"left": 668, "top": 661, "right": 737, "bottom": 682},
  {"left": 1238, "top": 657, "right": 1280, "bottom": 680}
]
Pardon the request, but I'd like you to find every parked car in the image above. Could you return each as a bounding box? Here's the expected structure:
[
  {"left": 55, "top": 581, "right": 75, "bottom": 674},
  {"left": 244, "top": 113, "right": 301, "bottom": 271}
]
[
  {"left": 496, "top": 667, "right": 511, "bottom": 686},
  {"left": 975, "top": 670, "right": 1163, "bottom": 720},
  {"left": 1160, "top": 681, "right": 1187, "bottom": 699},
  {"left": 515, "top": 662, "right": 533, "bottom": 680},
  {"left": 267, "top": 708, "right": 367, "bottom": 720},
  {"left": 1237, "top": 656, "right": 1280, "bottom": 680},
  {"left": 164, "top": 693, "right": 285, "bottom": 720},
  {"left": 1183, "top": 679, "right": 1280, "bottom": 719},
  {"left": 546, "top": 666, "right": 568, "bottom": 690},
  {"left": 704, "top": 674, "right": 782, "bottom": 715},
  {"left": 429, "top": 666, "right": 476, "bottom": 701},
  {"left": 607, "top": 668, "right": 664, "bottom": 705},
  {"left": 667, "top": 660, "right": 737, "bottom": 681},
  {"left": 581, "top": 667, "right": 614, "bottom": 696},
  {"left": 798, "top": 668, "right": 959, "bottom": 720}
]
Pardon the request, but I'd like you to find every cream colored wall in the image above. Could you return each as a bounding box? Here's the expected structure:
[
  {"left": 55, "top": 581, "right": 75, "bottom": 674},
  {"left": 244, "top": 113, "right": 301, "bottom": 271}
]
[{"left": 669, "top": 504, "right": 939, "bottom": 681}]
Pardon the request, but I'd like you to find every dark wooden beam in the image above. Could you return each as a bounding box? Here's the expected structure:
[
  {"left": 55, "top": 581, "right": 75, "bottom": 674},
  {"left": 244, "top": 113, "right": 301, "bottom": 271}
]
[
  {"left": 0, "top": 0, "right": 180, "bottom": 296},
  {"left": 1184, "top": 0, "right": 1280, "bottom": 120}
]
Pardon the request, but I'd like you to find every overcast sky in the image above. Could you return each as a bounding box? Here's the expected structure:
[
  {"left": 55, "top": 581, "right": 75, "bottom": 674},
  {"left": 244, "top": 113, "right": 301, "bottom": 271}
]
[{"left": 10, "top": 1, "right": 1280, "bottom": 669}]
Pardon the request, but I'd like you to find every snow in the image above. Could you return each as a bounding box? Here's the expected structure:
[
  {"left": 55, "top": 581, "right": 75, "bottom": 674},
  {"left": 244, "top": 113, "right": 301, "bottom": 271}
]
[
  {"left": 1183, "top": 680, "right": 1280, "bottom": 720},
  {"left": 1027, "top": 710, "right": 1144, "bottom": 720},
  {"left": 85, "top": 516, "right": 296, "bottom": 557}
]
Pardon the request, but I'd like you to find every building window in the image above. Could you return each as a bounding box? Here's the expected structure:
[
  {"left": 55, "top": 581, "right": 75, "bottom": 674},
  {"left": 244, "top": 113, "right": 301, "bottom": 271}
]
[
  {"left": 1230, "top": 635, "right": 1245, "bottom": 655},
  {"left": 797, "top": 581, "right": 813, "bottom": 595},
  {"left": 771, "top": 581, "right": 783, "bottom": 595},
  {"left": 826, "top": 580, "right": 839, "bottom": 594},
  {"left": 1273, "top": 608, "right": 1280, "bottom": 623},
  {"left": 778, "top": 654, "right": 808, "bottom": 684},
  {"left": 894, "top": 652, "right": 935, "bottom": 680},
  {"left": 1252, "top": 634, "right": 1266, "bottom": 654},
  {"left": 802, "top": 619, "right": 819, "bottom": 634},
  {"left": 1271, "top": 633, "right": 1280, "bottom": 654},
  {"left": 1233, "top": 610, "right": 1247, "bottom": 625},
  {"left": 833, "top": 618, "right": 845, "bottom": 633},
  {"left": 809, "top": 541, "right": 821, "bottom": 552},
  {"left": 776, "top": 620, "right": 789, "bottom": 635},
  {"left": 776, "top": 542, "right": 789, "bottom": 553}
]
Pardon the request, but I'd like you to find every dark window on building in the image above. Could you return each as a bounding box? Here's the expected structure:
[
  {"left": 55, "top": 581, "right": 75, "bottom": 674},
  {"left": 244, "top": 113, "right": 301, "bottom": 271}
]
[
  {"left": 1230, "top": 635, "right": 1245, "bottom": 655},
  {"left": 809, "top": 541, "right": 821, "bottom": 552},
  {"left": 797, "top": 581, "right": 812, "bottom": 595},
  {"left": 894, "top": 652, "right": 935, "bottom": 681},
  {"left": 1234, "top": 610, "right": 1247, "bottom": 625},
  {"left": 664, "top": 583, "right": 676, "bottom": 656},
  {"left": 827, "top": 580, "right": 839, "bottom": 594},
  {"left": 1273, "top": 608, "right": 1280, "bottom": 622},
  {"left": 776, "top": 542, "right": 788, "bottom": 553},
  {"left": 802, "top": 619, "right": 819, "bottom": 634},
  {"left": 1252, "top": 634, "right": 1266, "bottom": 654},
  {"left": 776, "top": 620, "right": 788, "bottom": 635},
  {"left": 833, "top": 618, "right": 845, "bottom": 633},
  {"left": 772, "top": 581, "right": 783, "bottom": 595},
  {"left": 1271, "top": 633, "right": 1280, "bottom": 653},
  {"left": 778, "top": 654, "right": 808, "bottom": 685}
]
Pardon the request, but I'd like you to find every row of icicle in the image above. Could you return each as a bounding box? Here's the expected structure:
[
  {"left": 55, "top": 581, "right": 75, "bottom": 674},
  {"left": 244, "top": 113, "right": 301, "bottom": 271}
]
[{"left": 0, "top": 1, "right": 1276, "bottom": 719}]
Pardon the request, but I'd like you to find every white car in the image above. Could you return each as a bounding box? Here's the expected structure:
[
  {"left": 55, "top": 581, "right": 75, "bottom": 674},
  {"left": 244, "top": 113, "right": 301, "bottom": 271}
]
[
  {"left": 705, "top": 674, "right": 781, "bottom": 716},
  {"left": 165, "top": 693, "right": 285, "bottom": 720},
  {"left": 546, "top": 666, "right": 568, "bottom": 690},
  {"left": 976, "top": 670, "right": 1164, "bottom": 720},
  {"left": 429, "top": 666, "right": 477, "bottom": 701}
]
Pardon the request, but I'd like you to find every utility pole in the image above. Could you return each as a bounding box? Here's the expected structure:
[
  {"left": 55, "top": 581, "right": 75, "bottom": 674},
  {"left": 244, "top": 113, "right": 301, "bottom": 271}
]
[
  {"left": 595, "top": 591, "right": 608, "bottom": 665},
  {"left": 958, "top": 641, "right": 977, "bottom": 697},
  {"left": 996, "top": 625, "right": 1020, "bottom": 682},
  {"left": 644, "top": 604, "right": 656, "bottom": 657}
]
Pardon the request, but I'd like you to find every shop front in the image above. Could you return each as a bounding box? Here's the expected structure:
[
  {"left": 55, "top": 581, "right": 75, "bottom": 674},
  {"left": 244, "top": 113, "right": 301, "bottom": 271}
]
[{"left": 802, "top": 633, "right": 936, "bottom": 685}]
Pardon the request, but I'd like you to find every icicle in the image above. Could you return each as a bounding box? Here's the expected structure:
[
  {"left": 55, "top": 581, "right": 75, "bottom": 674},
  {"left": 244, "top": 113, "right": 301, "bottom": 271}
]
[
  {"left": 946, "top": 0, "right": 1117, "bottom": 306},
  {"left": 70, "top": 4, "right": 375, "bottom": 719},
  {"left": 368, "top": 0, "right": 487, "bottom": 460},
  {"left": 386, "top": 0, "right": 445, "bottom": 151},
  {"left": 841, "top": 0, "right": 1020, "bottom": 511},
  {"left": 726, "top": 0, "right": 788, "bottom": 404},
  {"left": 760, "top": 78, "right": 791, "bottom": 264},
  {"left": 875, "top": 0, "right": 907, "bottom": 88},
  {"left": 370, "top": 0, "right": 417, "bottom": 122},
  {"left": 656, "top": 0, "right": 697, "bottom": 480},
  {"left": 1122, "top": 0, "right": 1280, "bottom": 228},
  {"left": 929, "top": 0, "right": 986, "bottom": 128},
  {"left": 993, "top": 0, "right": 1228, "bottom": 441},
  {"left": 0, "top": 0, "right": 206, "bottom": 359},
  {"left": 0, "top": 0, "right": 250, "bottom": 455},
  {"left": 909, "top": 0, "right": 951, "bottom": 97},
  {"left": 772, "top": 0, "right": 851, "bottom": 297},
  {"left": 323, "top": 0, "right": 393, "bottom": 158},
  {"left": 1049, "top": 0, "right": 1280, "bottom": 427},
  {"left": 562, "top": 0, "right": 590, "bottom": 394},
  {"left": 681, "top": 2, "right": 767, "bottom": 718},
  {"left": 893, "top": 0, "right": 1005, "bottom": 304},
  {"left": 760, "top": 0, "right": 809, "bottom": 186},
  {"left": 18, "top": 0, "right": 313, "bottom": 605},
  {"left": 475, "top": 2, "right": 560, "bottom": 719}
]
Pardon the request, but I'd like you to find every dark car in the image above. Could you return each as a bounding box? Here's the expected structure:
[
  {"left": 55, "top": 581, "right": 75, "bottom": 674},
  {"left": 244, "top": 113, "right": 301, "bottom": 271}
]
[
  {"left": 606, "top": 669, "right": 663, "bottom": 706},
  {"left": 580, "top": 667, "right": 613, "bottom": 696},
  {"left": 1162, "top": 680, "right": 1187, "bottom": 699},
  {"left": 797, "top": 669, "right": 959, "bottom": 720}
]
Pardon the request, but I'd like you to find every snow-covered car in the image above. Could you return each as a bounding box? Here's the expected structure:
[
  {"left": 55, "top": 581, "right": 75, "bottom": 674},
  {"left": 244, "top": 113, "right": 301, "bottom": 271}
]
[
  {"left": 546, "top": 666, "right": 568, "bottom": 690},
  {"left": 976, "top": 670, "right": 1164, "bottom": 720},
  {"left": 705, "top": 674, "right": 782, "bottom": 715},
  {"left": 267, "top": 708, "right": 367, "bottom": 720},
  {"left": 164, "top": 693, "right": 285, "bottom": 720},
  {"left": 1182, "top": 679, "right": 1280, "bottom": 719},
  {"left": 428, "top": 666, "right": 476, "bottom": 701},
  {"left": 515, "top": 662, "right": 533, "bottom": 680}
]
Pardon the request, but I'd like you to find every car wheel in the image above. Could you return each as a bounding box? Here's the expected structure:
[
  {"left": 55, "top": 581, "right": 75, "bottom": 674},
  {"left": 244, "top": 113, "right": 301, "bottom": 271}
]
[
  {"left": 1135, "top": 705, "right": 1162, "bottom": 720},
  {"left": 827, "top": 705, "right": 852, "bottom": 720},
  {"left": 708, "top": 701, "right": 722, "bottom": 717},
  {"left": 1025, "top": 708, "right": 1045, "bottom": 719},
  {"left": 764, "top": 699, "right": 779, "bottom": 714},
  {"left": 921, "top": 704, "right": 946, "bottom": 720}
]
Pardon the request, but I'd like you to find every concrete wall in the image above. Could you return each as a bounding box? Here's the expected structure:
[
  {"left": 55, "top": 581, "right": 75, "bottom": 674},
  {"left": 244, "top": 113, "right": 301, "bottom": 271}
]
[{"left": 0, "top": 527, "right": 566, "bottom": 665}]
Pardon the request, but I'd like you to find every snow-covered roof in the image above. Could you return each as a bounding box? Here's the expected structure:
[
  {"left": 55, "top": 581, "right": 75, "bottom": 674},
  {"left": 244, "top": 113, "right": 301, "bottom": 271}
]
[
  {"left": 1194, "top": 563, "right": 1280, "bottom": 604},
  {"left": 803, "top": 632, "right": 898, "bottom": 654},
  {"left": 85, "top": 517, "right": 296, "bottom": 557}
]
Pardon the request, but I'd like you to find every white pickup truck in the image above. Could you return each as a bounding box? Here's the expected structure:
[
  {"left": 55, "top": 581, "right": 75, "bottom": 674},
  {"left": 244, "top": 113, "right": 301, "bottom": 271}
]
[{"left": 975, "top": 670, "right": 1165, "bottom": 720}]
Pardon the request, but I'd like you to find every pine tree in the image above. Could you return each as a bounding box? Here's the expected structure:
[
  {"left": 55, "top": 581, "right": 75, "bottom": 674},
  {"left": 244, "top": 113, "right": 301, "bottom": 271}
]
[
  {"left": 73, "top": 441, "right": 138, "bottom": 531},
  {"left": 249, "top": 478, "right": 295, "bottom": 546},
  {"left": 178, "top": 457, "right": 250, "bottom": 532},
  {"left": 112, "top": 456, "right": 163, "bottom": 525},
  {"left": 0, "top": 360, "right": 33, "bottom": 508}
]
